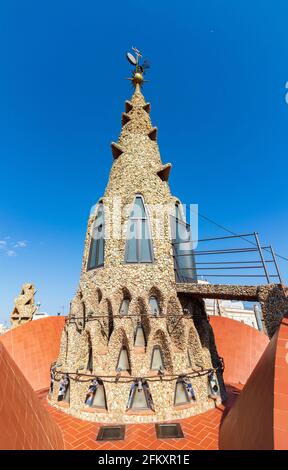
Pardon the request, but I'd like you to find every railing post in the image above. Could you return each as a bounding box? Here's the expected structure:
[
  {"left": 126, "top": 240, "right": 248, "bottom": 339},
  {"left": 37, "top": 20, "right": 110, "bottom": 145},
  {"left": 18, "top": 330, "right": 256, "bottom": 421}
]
[
  {"left": 270, "top": 245, "right": 283, "bottom": 284},
  {"left": 254, "top": 232, "right": 270, "bottom": 284}
]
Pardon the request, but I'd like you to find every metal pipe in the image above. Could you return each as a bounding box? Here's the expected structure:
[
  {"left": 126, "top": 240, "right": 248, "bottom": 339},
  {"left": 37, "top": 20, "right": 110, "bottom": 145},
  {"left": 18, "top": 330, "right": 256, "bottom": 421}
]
[
  {"left": 173, "top": 233, "right": 256, "bottom": 244},
  {"left": 270, "top": 245, "right": 283, "bottom": 284},
  {"left": 254, "top": 232, "right": 270, "bottom": 283},
  {"left": 175, "top": 266, "right": 264, "bottom": 270},
  {"left": 175, "top": 273, "right": 278, "bottom": 278},
  {"left": 194, "top": 261, "right": 273, "bottom": 265},
  {"left": 174, "top": 248, "right": 259, "bottom": 256}
]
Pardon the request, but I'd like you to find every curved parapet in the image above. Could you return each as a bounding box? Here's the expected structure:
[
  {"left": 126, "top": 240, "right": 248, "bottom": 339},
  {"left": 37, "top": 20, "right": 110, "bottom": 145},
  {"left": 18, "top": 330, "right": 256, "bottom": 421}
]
[
  {"left": 273, "top": 316, "right": 288, "bottom": 449},
  {"left": 219, "top": 315, "right": 288, "bottom": 450},
  {"left": 0, "top": 342, "right": 64, "bottom": 450},
  {"left": 210, "top": 316, "right": 269, "bottom": 385},
  {"left": 0, "top": 316, "right": 65, "bottom": 391}
]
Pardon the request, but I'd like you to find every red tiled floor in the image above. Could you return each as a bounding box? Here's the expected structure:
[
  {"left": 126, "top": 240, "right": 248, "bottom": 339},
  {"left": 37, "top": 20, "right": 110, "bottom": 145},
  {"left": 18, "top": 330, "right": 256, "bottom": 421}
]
[{"left": 41, "top": 385, "right": 240, "bottom": 451}]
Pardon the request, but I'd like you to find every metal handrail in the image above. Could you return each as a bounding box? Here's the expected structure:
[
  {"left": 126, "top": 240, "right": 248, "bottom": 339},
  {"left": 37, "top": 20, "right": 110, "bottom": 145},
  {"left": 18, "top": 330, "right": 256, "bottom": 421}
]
[{"left": 172, "top": 231, "right": 283, "bottom": 284}]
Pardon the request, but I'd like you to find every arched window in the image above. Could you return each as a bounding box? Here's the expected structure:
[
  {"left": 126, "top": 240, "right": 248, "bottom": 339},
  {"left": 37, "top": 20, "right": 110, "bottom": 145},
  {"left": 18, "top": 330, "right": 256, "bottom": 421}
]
[
  {"left": 49, "top": 362, "right": 56, "bottom": 395},
  {"left": 127, "top": 380, "right": 154, "bottom": 411},
  {"left": 187, "top": 350, "right": 192, "bottom": 368},
  {"left": 134, "top": 324, "right": 146, "bottom": 347},
  {"left": 174, "top": 377, "right": 196, "bottom": 405},
  {"left": 65, "top": 330, "right": 69, "bottom": 361},
  {"left": 116, "top": 346, "right": 130, "bottom": 372},
  {"left": 150, "top": 346, "right": 164, "bottom": 370},
  {"left": 125, "top": 195, "right": 153, "bottom": 263},
  {"left": 119, "top": 298, "right": 130, "bottom": 315},
  {"left": 85, "top": 378, "right": 107, "bottom": 409},
  {"left": 171, "top": 203, "right": 197, "bottom": 282},
  {"left": 87, "top": 346, "right": 93, "bottom": 372},
  {"left": 149, "top": 296, "right": 160, "bottom": 316},
  {"left": 96, "top": 288, "right": 103, "bottom": 303},
  {"left": 81, "top": 301, "right": 86, "bottom": 329},
  {"left": 87, "top": 203, "right": 105, "bottom": 270}
]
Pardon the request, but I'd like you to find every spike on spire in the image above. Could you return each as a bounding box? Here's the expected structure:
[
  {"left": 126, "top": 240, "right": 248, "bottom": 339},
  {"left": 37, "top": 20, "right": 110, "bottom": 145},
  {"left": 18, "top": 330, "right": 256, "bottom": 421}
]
[{"left": 117, "top": 85, "right": 153, "bottom": 140}]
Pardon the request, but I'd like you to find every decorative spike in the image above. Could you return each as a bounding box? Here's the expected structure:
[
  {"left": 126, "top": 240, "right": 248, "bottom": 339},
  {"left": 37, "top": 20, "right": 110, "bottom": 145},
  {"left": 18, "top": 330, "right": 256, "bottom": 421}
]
[
  {"left": 148, "top": 127, "right": 158, "bottom": 142},
  {"left": 122, "top": 113, "right": 131, "bottom": 127},
  {"left": 125, "top": 101, "right": 133, "bottom": 113},
  {"left": 111, "top": 142, "right": 124, "bottom": 159},
  {"left": 143, "top": 103, "right": 151, "bottom": 114},
  {"left": 157, "top": 163, "right": 172, "bottom": 182}
]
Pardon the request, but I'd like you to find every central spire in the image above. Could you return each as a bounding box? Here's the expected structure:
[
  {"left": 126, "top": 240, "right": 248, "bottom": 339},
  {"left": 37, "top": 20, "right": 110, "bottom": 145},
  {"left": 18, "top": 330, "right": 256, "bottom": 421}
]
[{"left": 49, "top": 50, "right": 225, "bottom": 425}]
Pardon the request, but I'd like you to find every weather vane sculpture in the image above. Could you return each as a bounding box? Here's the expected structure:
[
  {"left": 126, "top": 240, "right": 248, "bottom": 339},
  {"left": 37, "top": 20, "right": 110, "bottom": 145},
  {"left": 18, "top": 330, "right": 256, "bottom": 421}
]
[{"left": 126, "top": 47, "right": 150, "bottom": 87}]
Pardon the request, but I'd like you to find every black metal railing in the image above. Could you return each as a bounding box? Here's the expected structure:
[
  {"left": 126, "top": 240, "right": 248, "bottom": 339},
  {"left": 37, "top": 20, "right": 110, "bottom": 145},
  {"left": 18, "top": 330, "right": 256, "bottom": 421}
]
[{"left": 173, "top": 232, "right": 283, "bottom": 285}]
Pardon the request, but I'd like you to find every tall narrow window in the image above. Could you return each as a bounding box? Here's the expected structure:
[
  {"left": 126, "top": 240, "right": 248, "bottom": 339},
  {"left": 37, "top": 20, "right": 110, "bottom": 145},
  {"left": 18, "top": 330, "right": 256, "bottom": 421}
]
[
  {"left": 171, "top": 203, "right": 197, "bottom": 282},
  {"left": 149, "top": 296, "right": 160, "bottom": 316},
  {"left": 150, "top": 346, "right": 164, "bottom": 370},
  {"left": 87, "top": 203, "right": 105, "bottom": 270},
  {"left": 49, "top": 362, "right": 56, "bottom": 395},
  {"left": 187, "top": 350, "right": 192, "bottom": 368},
  {"left": 119, "top": 298, "right": 130, "bottom": 315},
  {"left": 65, "top": 331, "right": 69, "bottom": 361},
  {"left": 87, "top": 346, "right": 93, "bottom": 372},
  {"left": 134, "top": 324, "right": 146, "bottom": 347},
  {"left": 125, "top": 195, "right": 153, "bottom": 263},
  {"left": 116, "top": 347, "right": 130, "bottom": 372}
]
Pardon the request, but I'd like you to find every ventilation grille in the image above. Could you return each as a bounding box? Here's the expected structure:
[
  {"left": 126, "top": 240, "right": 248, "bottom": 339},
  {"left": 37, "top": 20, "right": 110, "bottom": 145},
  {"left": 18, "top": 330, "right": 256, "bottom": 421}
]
[
  {"left": 96, "top": 425, "right": 125, "bottom": 441},
  {"left": 155, "top": 423, "right": 184, "bottom": 439}
]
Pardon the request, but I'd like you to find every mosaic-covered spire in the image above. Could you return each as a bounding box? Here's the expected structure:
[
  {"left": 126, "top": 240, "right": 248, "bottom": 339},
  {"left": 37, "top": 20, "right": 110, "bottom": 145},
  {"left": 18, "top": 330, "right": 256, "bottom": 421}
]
[{"left": 50, "top": 50, "right": 225, "bottom": 424}]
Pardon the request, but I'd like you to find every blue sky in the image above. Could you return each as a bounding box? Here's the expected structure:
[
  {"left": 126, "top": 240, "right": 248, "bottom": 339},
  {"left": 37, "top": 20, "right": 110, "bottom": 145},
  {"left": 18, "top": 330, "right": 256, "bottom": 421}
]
[{"left": 0, "top": 0, "right": 288, "bottom": 323}]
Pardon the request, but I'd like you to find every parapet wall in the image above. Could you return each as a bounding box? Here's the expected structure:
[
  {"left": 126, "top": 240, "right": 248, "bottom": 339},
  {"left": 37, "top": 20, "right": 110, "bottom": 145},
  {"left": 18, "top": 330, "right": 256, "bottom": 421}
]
[
  {"left": 219, "top": 313, "right": 288, "bottom": 450},
  {"left": 0, "top": 342, "right": 64, "bottom": 450},
  {"left": 209, "top": 316, "right": 269, "bottom": 385},
  {"left": 0, "top": 316, "right": 65, "bottom": 391}
]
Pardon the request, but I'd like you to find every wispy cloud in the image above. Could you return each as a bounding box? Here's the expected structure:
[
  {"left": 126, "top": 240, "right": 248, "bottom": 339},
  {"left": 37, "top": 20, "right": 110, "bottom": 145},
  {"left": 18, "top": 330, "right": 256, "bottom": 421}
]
[
  {"left": 7, "top": 250, "right": 16, "bottom": 257},
  {"left": 0, "top": 238, "right": 28, "bottom": 257},
  {"left": 14, "top": 240, "right": 28, "bottom": 248}
]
